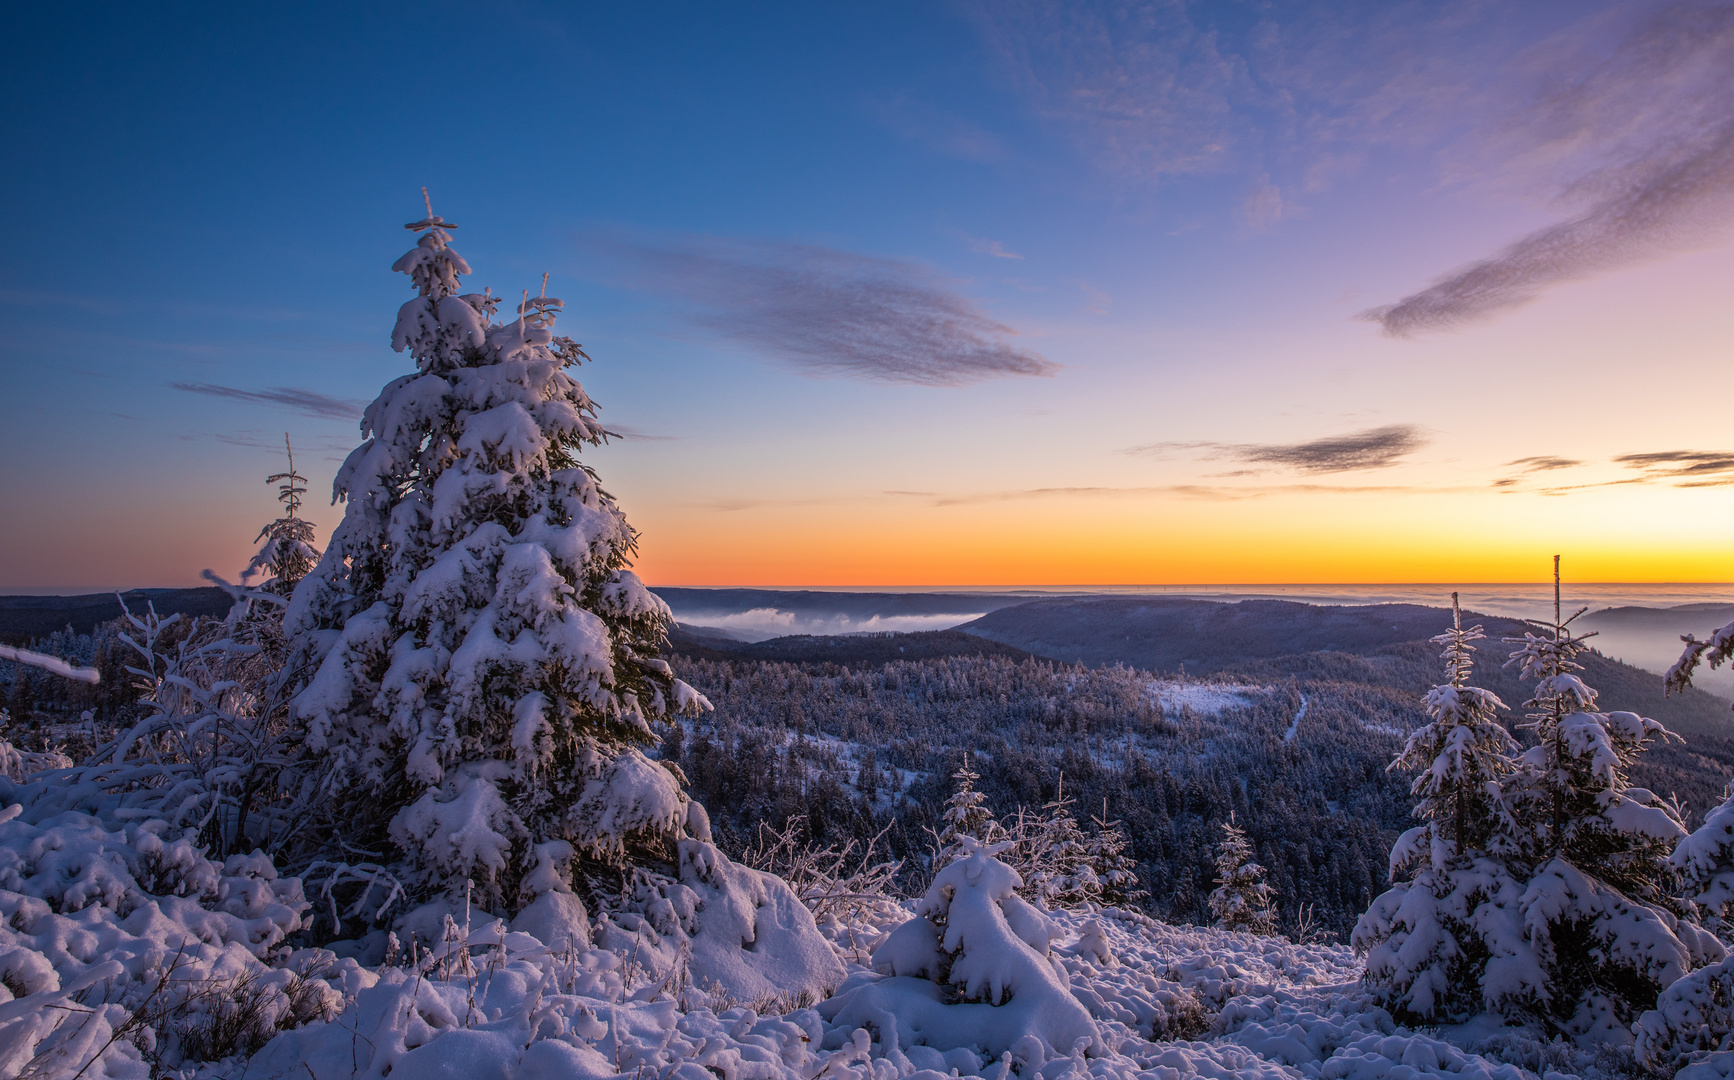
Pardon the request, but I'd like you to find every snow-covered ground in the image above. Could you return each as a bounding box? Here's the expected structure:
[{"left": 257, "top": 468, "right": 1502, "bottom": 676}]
[
  {"left": 0, "top": 793, "right": 1660, "bottom": 1080},
  {"left": 1147, "top": 681, "right": 1265, "bottom": 719}
]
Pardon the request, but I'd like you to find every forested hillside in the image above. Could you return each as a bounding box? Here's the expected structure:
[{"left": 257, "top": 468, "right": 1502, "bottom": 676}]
[{"left": 654, "top": 608, "right": 1734, "bottom": 938}]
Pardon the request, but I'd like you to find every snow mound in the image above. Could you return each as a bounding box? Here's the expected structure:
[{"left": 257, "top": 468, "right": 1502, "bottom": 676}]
[
  {"left": 822, "top": 837, "right": 1105, "bottom": 1064},
  {"left": 593, "top": 839, "right": 846, "bottom": 1007}
]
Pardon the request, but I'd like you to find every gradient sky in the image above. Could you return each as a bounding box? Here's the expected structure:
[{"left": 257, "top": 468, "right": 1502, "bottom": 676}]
[{"left": 4, "top": 1, "right": 1734, "bottom": 591}]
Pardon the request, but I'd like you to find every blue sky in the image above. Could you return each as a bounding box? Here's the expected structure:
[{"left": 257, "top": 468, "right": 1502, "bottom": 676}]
[{"left": 5, "top": 1, "right": 1734, "bottom": 589}]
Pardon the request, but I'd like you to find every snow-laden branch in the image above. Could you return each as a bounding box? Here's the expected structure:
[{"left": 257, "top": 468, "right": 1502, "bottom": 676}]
[{"left": 0, "top": 642, "right": 100, "bottom": 683}]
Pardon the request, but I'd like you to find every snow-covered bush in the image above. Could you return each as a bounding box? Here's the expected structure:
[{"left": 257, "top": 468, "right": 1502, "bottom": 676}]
[
  {"left": 744, "top": 814, "right": 904, "bottom": 937},
  {"left": 1208, "top": 815, "right": 1276, "bottom": 934},
  {"left": 282, "top": 198, "right": 710, "bottom": 908},
  {"left": 0, "top": 710, "right": 71, "bottom": 782},
  {"left": 823, "top": 835, "right": 1104, "bottom": 1067}
]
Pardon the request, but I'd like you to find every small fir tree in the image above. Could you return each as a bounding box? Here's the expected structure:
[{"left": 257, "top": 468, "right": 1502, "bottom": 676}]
[
  {"left": 284, "top": 194, "right": 710, "bottom": 908},
  {"left": 245, "top": 434, "right": 321, "bottom": 595},
  {"left": 1208, "top": 814, "right": 1276, "bottom": 934},
  {"left": 933, "top": 754, "right": 1003, "bottom": 871},
  {"left": 1017, "top": 778, "right": 1098, "bottom": 907},
  {"left": 1393, "top": 593, "right": 1520, "bottom": 870},
  {"left": 1086, "top": 800, "right": 1146, "bottom": 907}
]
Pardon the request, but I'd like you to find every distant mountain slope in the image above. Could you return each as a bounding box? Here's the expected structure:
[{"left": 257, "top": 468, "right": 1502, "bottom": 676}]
[
  {"left": 0, "top": 587, "right": 230, "bottom": 642},
  {"left": 958, "top": 597, "right": 1538, "bottom": 673},
  {"left": 665, "top": 627, "right": 1039, "bottom": 665}
]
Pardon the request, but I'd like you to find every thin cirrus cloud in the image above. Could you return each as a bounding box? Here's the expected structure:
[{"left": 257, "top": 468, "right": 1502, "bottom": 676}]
[
  {"left": 590, "top": 234, "right": 1056, "bottom": 386},
  {"left": 964, "top": 1, "right": 1514, "bottom": 189},
  {"left": 171, "top": 382, "right": 363, "bottom": 420},
  {"left": 1129, "top": 424, "right": 1427, "bottom": 474},
  {"left": 959, "top": 232, "right": 1025, "bottom": 259},
  {"left": 1368, "top": 3, "right": 1734, "bottom": 335}
]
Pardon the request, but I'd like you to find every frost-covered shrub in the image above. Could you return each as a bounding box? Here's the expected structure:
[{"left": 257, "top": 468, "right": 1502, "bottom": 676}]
[
  {"left": 593, "top": 835, "right": 846, "bottom": 1006},
  {"left": 8, "top": 592, "right": 310, "bottom": 862},
  {"left": 282, "top": 198, "right": 709, "bottom": 907}
]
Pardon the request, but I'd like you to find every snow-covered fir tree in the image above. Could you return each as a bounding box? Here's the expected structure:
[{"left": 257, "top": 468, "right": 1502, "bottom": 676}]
[
  {"left": 933, "top": 754, "right": 1003, "bottom": 870},
  {"left": 1397, "top": 594, "right": 1518, "bottom": 865},
  {"left": 1502, "top": 561, "right": 1686, "bottom": 892},
  {"left": 1494, "top": 565, "right": 1714, "bottom": 1034},
  {"left": 1208, "top": 814, "right": 1276, "bottom": 934},
  {"left": 1675, "top": 781, "right": 1734, "bottom": 943},
  {"left": 284, "top": 195, "right": 710, "bottom": 908},
  {"left": 245, "top": 434, "right": 321, "bottom": 595},
  {"left": 1355, "top": 594, "right": 1529, "bottom": 1021}
]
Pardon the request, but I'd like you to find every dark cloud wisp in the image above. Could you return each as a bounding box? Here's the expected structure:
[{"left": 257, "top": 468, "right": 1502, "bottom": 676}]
[
  {"left": 1506, "top": 456, "right": 1582, "bottom": 471},
  {"left": 592, "top": 236, "right": 1055, "bottom": 386},
  {"left": 1369, "top": 3, "right": 1734, "bottom": 336},
  {"left": 1132, "top": 424, "right": 1427, "bottom": 474},
  {"left": 1616, "top": 450, "right": 1734, "bottom": 483},
  {"left": 172, "top": 382, "right": 363, "bottom": 420}
]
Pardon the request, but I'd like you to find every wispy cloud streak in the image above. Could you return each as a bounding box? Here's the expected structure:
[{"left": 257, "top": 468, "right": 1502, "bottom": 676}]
[
  {"left": 1615, "top": 449, "right": 1734, "bottom": 484},
  {"left": 1370, "top": 3, "right": 1734, "bottom": 335},
  {"left": 172, "top": 382, "right": 363, "bottom": 420},
  {"left": 1506, "top": 456, "right": 1582, "bottom": 471},
  {"left": 1130, "top": 424, "right": 1427, "bottom": 474},
  {"left": 594, "top": 235, "right": 1055, "bottom": 385}
]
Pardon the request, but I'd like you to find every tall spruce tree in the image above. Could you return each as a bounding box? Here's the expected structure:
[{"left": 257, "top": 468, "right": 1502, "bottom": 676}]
[
  {"left": 1355, "top": 594, "right": 1530, "bottom": 1021},
  {"left": 1495, "top": 558, "right": 1713, "bottom": 1034},
  {"left": 284, "top": 196, "right": 709, "bottom": 907}
]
